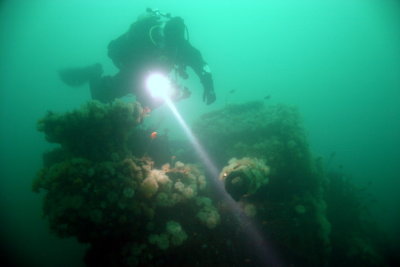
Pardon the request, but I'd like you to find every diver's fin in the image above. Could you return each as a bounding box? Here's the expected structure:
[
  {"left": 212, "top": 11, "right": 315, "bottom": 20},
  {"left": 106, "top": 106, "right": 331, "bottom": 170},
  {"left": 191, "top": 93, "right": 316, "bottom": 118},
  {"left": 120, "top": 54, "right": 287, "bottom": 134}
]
[{"left": 59, "top": 63, "right": 103, "bottom": 87}]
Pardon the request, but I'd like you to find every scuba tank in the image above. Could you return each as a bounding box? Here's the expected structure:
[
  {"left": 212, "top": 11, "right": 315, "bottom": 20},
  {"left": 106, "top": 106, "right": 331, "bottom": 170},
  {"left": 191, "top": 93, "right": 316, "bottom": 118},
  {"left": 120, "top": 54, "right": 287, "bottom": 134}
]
[{"left": 145, "top": 8, "right": 190, "bottom": 47}]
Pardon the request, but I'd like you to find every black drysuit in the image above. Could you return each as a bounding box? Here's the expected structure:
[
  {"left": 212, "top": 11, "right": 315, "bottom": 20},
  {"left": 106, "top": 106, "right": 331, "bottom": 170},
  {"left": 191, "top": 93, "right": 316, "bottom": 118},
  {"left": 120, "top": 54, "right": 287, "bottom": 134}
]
[{"left": 91, "top": 16, "right": 215, "bottom": 108}]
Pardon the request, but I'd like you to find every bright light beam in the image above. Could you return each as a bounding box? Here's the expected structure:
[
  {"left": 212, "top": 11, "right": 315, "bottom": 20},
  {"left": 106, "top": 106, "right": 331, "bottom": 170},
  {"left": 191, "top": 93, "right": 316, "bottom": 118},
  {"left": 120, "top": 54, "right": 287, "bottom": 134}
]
[{"left": 144, "top": 72, "right": 280, "bottom": 264}]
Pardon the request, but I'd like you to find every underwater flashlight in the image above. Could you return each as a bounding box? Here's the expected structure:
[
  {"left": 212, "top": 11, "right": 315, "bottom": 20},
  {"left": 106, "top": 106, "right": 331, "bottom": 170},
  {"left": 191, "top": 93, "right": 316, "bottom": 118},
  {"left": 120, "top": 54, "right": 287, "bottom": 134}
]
[{"left": 146, "top": 72, "right": 173, "bottom": 99}]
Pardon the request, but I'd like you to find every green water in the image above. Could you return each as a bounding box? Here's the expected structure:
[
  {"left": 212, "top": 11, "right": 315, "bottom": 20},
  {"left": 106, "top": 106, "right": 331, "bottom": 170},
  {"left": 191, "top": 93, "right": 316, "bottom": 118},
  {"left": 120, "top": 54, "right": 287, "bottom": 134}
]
[{"left": 1, "top": 0, "right": 399, "bottom": 266}]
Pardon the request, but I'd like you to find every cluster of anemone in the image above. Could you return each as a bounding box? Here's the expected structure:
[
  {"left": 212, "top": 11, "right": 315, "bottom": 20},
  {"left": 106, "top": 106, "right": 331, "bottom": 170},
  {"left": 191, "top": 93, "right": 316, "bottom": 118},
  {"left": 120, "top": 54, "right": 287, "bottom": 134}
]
[
  {"left": 148, "top": 220, "right": 188, "bottom": 250},
  {"left": 219, "top": 157, "right": 270, "bottom": 201},
  {"left": 34, "top": 152, "right": 220, "bottom": 246}
]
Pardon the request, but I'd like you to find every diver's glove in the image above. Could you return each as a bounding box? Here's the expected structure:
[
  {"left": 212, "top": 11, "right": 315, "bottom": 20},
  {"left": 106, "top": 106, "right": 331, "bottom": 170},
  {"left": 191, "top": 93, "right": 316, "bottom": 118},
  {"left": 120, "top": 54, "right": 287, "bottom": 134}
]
[
  {"left": 203, "top": 88, "right": 216, "bottom": 105},
  {"left": 200, "top": 64, "right": 216, "bottom": 105}
]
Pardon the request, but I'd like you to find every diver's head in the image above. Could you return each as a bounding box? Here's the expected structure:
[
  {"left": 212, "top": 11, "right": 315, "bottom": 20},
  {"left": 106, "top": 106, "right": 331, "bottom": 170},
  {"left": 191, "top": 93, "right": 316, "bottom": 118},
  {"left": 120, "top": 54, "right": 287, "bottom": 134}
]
[{"left": 164, "top": 17, "right": 186, "bottom": 47}]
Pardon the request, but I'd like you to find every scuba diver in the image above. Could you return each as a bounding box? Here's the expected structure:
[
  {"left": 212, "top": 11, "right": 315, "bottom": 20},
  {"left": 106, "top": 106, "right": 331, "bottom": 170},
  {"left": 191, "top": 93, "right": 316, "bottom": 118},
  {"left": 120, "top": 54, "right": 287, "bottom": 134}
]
[{"left": 60, "top": 8, "right": 216, "bottom": 109}]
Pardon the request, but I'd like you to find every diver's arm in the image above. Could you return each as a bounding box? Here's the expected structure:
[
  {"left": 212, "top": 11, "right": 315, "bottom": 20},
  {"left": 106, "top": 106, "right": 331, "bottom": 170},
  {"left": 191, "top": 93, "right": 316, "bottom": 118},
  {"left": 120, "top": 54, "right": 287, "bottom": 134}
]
[{"left": 183, "top": 43, "right": 216, "bottom": 105}]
